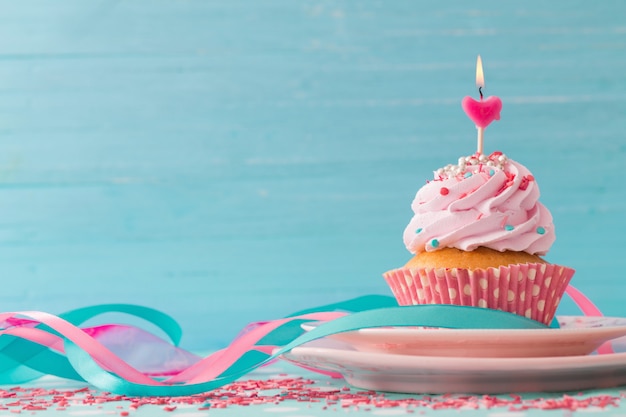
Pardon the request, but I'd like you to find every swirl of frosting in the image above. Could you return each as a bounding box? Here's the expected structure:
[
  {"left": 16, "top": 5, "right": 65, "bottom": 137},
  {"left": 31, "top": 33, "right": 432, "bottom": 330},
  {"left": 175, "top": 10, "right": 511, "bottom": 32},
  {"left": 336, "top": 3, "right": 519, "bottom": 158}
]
[{"left": 403, "top": 152, "right": 555, "bottom": 255}]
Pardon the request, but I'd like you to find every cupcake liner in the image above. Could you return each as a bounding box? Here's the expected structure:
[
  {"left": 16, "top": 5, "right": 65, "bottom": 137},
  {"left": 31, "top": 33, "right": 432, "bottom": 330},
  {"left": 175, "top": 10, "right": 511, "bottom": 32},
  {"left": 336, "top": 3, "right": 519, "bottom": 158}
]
[{"left": 383, "top": 263, "right": 575, "bottom": 325}]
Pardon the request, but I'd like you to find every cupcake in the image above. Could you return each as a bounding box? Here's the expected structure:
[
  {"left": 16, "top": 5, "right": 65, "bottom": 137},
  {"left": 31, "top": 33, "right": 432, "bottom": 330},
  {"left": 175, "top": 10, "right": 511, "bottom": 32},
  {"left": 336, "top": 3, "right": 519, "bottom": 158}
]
[{"left": 383, "top": 151, "right": 575, "bottom": 325}]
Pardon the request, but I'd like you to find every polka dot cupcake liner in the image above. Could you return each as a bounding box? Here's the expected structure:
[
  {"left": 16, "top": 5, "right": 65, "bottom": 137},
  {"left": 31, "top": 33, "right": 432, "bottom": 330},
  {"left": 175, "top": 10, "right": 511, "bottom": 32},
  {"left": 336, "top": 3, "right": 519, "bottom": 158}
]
[{"left": 383, "top": 263, "right": 575, "bottom": 325}]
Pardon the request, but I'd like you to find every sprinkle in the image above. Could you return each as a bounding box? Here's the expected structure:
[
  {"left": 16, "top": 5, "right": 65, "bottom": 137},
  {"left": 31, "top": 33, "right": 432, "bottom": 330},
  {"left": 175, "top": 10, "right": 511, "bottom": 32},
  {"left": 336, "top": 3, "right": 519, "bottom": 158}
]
[
  {"left": 430, "top": 239, "right": 440, "bottom": 248},
  {"left": 439, "top": 187, "right": 449, "bottom": 196},
  {"left": 519, "top": 176, "right": 530, "bottom": 190},
  {"left": 488, "top": 169, "right": 495, "bottom": 177},
  {"left": 505, "top": 171, "right": 516, "bottom": 181},
  {"left": 501, "top": 216, "right": 509, "bottom": 228},
  {"left": 505, "top": 224, "right": 514, "bottom": 231},
  {"left": 537, "top": 226, "right": 546, "bottom": 235},
  {"left": 0, "top": 383, "right": 618, "bottom": 412},
  {"left": 416, "top": 228, "right": 423, "bottom": 234},
  {"left": 435, "top": 153, "right": 507, "bottom": 180}
]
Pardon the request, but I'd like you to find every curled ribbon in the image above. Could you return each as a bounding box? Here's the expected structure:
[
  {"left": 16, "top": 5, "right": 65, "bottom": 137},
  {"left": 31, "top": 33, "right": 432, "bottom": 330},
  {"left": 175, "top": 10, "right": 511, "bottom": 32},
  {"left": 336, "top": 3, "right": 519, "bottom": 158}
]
[{"left": 0, "top": 288, "right": 605, "bottom": 397}]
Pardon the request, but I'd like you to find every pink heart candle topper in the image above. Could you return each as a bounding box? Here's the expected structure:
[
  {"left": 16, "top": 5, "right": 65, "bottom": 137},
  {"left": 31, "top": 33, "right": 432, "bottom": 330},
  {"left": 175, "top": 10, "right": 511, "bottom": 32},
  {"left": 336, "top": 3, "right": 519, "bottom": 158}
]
[
  {"left": 462, "top": 95, "right": 502, "bottom": 128},
  {"left": 462, "top": 55, "right": 503, "bottom": 154}
]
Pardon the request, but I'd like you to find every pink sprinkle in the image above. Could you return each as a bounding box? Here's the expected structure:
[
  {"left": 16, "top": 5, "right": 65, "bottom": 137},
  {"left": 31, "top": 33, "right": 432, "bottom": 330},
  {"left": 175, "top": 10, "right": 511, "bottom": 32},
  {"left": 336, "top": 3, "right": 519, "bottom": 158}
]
[
  {"left": 0, "top": 378, "right": 620, "bottom": 413},
  {"left": 500, "top": 216, "right": 509, "bottom": 228},
  {"left": 439, "top": 187, "right": 449, "bottom": 196},
  {"left": 519, "top": 175, "right": 530, "bottom": 190}
]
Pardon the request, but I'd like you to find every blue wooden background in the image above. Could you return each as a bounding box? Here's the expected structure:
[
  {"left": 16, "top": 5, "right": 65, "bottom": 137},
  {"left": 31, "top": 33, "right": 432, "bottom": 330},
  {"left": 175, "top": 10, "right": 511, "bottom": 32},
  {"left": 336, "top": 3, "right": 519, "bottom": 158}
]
[{"left": 0, "top": 1, "right": 624, "bottom": 349}]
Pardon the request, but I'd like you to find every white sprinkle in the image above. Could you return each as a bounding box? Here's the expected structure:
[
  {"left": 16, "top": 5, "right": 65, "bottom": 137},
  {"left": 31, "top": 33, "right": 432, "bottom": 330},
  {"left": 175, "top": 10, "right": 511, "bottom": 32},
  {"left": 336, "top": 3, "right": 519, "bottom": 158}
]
[{"left": 435, "top": 153, "right": 508, "bottom": 179}]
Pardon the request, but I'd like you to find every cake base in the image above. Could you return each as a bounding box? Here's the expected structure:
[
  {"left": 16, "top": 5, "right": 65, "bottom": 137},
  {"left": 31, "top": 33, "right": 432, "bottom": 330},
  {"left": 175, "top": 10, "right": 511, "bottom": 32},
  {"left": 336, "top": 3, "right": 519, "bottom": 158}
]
[{"left": 404, "top": 247, "right": 546, "bottom": 270}]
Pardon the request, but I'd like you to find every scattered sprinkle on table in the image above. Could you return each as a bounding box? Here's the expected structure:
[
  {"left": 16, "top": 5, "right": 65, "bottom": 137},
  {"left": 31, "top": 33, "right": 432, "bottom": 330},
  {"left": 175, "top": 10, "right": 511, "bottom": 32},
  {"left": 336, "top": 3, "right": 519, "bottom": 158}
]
[{"left": 0, "top": 379, "right": 622, "bottom": 415}]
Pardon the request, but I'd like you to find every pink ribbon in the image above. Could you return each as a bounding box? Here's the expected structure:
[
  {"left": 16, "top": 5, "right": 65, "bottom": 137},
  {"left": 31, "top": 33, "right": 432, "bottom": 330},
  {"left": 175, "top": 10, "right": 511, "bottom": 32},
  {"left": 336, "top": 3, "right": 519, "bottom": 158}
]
[
  {"left": 0, "top": 310, "right": 346, "bottom": 387},
  {"left": 0, "top": 286, "right": 611, "bottom": 394},
  {"left": 565, "top": 286, "right": 613, "bottom": 354}
]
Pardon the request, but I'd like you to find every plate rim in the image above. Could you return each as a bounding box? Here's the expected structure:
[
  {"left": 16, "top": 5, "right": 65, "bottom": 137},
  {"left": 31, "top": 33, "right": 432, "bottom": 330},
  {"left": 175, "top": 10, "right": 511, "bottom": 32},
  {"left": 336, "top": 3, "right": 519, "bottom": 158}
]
[
  {"left": 300, "top": 315, "right": 626, "bottom": 357},
  {"left": 282, "top": 344, "right": 626, "bottom": 393},
  {"left": 285, "top": 344, "right": 626, "bottom": 371},
  {"left": 303, "top": 315, "right": 626, "bottom": 334}
]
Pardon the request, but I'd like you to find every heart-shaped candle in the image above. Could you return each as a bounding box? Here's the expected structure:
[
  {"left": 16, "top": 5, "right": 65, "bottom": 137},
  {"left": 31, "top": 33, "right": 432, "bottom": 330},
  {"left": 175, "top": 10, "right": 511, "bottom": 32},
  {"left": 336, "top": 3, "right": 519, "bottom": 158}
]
[
  {"left": 462, "top": 56, "right": 503, "bottom": 154},
  {"left": 462, "top": 95, "right": 502, "bottom": 128}
]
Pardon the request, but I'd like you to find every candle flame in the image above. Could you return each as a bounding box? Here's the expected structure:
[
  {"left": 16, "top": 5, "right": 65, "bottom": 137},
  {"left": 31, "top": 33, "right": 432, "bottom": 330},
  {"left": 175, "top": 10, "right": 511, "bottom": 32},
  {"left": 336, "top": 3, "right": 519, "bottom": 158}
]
[{"left": 475, "top": 55, "right": 484, "bottom": 89}]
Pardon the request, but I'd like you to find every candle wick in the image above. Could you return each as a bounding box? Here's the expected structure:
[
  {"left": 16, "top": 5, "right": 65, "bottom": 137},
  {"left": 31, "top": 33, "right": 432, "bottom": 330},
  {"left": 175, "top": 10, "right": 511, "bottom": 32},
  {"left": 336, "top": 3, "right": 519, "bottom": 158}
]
[{"left": 478, "top": 86, "right": 483, "bottom": 100}]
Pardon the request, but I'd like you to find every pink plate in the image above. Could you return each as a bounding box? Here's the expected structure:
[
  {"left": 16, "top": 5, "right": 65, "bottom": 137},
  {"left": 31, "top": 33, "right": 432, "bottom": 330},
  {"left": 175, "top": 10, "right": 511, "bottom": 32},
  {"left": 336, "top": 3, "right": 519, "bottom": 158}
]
[
  {"left": 302, "top": 316, "right": 626, "bottom": 358},
  {"left": 282, "top": 344, "right": 626, "bottom": 394}
]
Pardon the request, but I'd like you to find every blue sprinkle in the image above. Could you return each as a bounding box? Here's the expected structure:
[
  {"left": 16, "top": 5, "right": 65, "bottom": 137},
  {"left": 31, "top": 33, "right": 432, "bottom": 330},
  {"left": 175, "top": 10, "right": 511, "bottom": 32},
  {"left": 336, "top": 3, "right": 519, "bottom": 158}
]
[
  {"left": 416, "top": 227, "right": 423, "bottom": 234},
  {"left": 464, "top": 172, "right": 473, "bottom": 178},
  {"left": 489, "top": 169, "right": 495, "bottom": 177},
  {"left": 505, "top": 224, "right": 514, "bottom": 231},
  {"left": 536, "top": 226, "right": 546, "bottom": 235},
  {"left": 431, "top": 239, "right": 439, "bottom": 248}
]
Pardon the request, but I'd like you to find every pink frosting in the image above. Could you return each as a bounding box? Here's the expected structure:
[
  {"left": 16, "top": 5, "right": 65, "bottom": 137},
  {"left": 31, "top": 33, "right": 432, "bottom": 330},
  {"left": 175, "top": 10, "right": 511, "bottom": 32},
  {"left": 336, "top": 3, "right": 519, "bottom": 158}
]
[{"left": 403, "top": 153, "right": 555, "bottom": 255}]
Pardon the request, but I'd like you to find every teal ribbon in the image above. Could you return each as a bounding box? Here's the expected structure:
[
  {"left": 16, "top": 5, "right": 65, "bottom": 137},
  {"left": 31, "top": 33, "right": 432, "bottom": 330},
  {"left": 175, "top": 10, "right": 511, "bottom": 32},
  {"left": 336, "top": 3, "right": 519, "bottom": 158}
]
[
  {"left": 0, "top": 295, "right": 554, "bottom": 396},
  {"left": 54, "top": 296, "right": 548, "bottom": 396}
]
